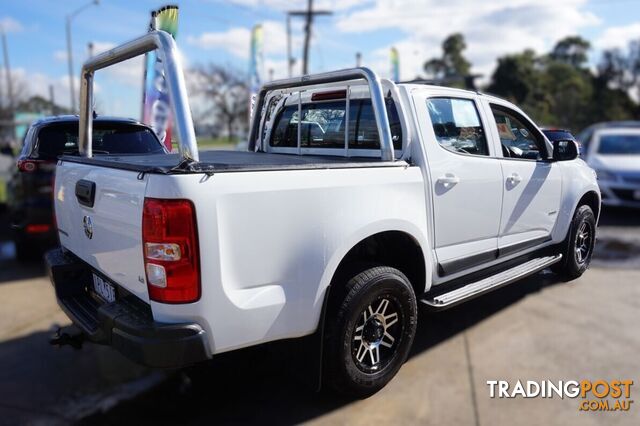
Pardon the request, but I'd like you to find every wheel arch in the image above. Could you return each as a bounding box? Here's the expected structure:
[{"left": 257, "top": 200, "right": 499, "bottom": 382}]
[
  {"left": 322, "top": 228, "right": 429, "bottom": 310},
  {"left": 577, "top": 190, "right": 601, "bottom": 222}
]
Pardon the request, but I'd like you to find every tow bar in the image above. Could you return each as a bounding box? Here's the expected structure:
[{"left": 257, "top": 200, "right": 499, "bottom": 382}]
[{"left": 50, "top": 325, "right": 85, "bottom": 350}]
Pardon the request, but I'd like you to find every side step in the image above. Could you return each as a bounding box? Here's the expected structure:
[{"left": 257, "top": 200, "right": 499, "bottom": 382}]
[{"left": 420, "top": 255, "right": 562, "bottom": 310}]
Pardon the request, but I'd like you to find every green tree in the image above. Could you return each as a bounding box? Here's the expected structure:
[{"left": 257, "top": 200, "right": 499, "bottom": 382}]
[
  {"left": 423, "top": 58, "right": 446, "bottom": 80},
  {"left": 487, "top": 49, "right": 539, "bottom": 104},
  {"left": 442, "top": 33, "right": 471, "bottom": 77},
  {"left": 550, "top": 36, "right": 591, "bottom": 68},
  {"left": 423, "top": 33, "right": 472, "bottom": 88},
  {"left": 542, "top": 61, "right": 593, "bottom": 129},
  {"left": 16, "top": 96, "right": 69, "bottom": 115}
]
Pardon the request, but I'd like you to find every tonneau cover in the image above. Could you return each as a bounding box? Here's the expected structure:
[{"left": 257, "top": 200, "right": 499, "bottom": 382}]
[{"left": 59, "top": 150, "right": 406, "bottom": 174}]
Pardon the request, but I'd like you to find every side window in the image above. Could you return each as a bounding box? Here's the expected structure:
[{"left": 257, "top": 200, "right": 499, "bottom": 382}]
[
  {"left": 348, "top": 99, "right": 402, "bottom": 150},
  {"left": 426, "top": 98, "right": 489, "bottom": 156},
  {"left": 490, "top": 106, "right": 545, "bottom": 160},
  {"left": 270, "top": 106, "right": 299, "bottom": 147}
]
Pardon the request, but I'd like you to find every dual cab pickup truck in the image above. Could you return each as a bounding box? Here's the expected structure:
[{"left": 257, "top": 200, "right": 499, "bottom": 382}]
[{"left": 47, "top": 30, "right": 600, "bottom": 397}]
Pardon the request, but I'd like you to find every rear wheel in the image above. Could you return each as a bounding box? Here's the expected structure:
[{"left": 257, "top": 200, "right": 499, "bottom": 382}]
[
  {"left": 324, "top": 266, "right": 417, "bottom": 397},
  {"left": 552, "top": 205, "right": 596, "bottom": 280}
]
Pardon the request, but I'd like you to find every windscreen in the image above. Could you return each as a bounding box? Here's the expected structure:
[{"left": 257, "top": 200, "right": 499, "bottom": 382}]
[
  {"left": 598, "top": 134, "right": 640, "bottom": 155},
  {"left": 34, "top": 122, "right": 165, "bottom": 160}
]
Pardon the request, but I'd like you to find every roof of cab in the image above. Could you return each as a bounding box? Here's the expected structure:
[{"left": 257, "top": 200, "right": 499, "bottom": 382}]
[{"left": 397, "top": 83, "right": 505, "bottom": 102}]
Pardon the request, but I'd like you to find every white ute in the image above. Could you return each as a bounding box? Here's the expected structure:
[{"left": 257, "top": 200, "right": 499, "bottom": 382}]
[{"left": 47, "top": 31, "right": 600, "bottom": 397}]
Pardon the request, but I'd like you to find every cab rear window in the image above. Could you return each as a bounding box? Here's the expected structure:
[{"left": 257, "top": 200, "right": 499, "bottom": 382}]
[
  {"left": 270, "top": 99, "right": 402, "bottom": 150},
  {"left": 34, "top": 122, "right": 165, "bottom": 160}
]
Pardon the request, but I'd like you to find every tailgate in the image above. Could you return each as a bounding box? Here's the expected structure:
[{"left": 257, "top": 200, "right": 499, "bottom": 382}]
[{"left": 54, "top": 161, "right": 149, "bottom": 301}]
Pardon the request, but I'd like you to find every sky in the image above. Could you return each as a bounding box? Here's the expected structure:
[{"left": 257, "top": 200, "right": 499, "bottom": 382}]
[{"left": 1, "top": 0, "right": 639, "bottom": 119}]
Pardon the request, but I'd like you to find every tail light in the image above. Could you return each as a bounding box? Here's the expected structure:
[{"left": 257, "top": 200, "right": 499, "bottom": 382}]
[
  {"left": 142, "top": 198, "right": 200, "bottom": 303},
  {"left": 26, "top": 224, "right": 51, "bottom": 234},
  {"left": 16, "top": 159, "right": 55, "bottom": 173},
  {"left": 17, "top": 159, "right": 43, "bottom": 172}
]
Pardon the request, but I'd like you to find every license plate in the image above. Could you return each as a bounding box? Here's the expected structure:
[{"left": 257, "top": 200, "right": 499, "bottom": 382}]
[
  {"left": 92, "top": 273, "right": 116, "bottom": 303},
  {"left": 634, "top": 190, "right": 640, "bottom": 200}
]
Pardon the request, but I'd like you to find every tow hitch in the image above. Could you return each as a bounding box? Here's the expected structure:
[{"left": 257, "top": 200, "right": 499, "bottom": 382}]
[{"left": 50, "top": 325, "right": 85, "bottom": 350}]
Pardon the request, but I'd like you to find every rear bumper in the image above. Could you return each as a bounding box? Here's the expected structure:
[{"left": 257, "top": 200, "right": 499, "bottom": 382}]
[{"left": 45, "top": 248, "right": 210, "bottom": 368}]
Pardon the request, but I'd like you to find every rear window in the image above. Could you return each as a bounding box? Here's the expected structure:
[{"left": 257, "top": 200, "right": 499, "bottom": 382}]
[
  {"left": 270, "top": 98, "right": 402, "bottom": 151},
  {"left": 34, "top": 122, "right": 165, "bottom": 160},
  {"left": 598, "top": 134, "right": 640, "bottom": 155}
]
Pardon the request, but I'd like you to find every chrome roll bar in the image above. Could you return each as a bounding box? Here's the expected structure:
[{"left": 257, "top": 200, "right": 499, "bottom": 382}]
[
  {"left": 79, "top": 30, "right": 199, "bottom": 162},
  {"left": 248, "top": 67, "right": 395, "bottom": 162}
]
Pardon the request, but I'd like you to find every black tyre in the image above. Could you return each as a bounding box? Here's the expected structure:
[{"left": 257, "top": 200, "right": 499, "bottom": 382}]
[
  {"left": 324, "top": 266, "right": 417, "bottom": 398},
  {"left": 551, "top": 205, "right": 596, "bottom": 280}
]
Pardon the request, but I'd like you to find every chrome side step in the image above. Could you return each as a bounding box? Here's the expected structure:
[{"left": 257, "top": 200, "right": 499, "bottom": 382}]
[{"left": 420, "top": 255, "right": 562, "bottom": 310}]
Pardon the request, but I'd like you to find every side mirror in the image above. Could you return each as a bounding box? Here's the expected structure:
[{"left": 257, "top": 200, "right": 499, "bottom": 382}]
[
  {"left": 552, "top": 139, "right": 579, "bottom": 161},
  {"left": 0, "top": 145, "right": 14, "bottom": 157}
]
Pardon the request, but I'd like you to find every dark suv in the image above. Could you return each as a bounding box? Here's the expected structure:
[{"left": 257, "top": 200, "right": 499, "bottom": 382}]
[{"left": 3, "top": 115, "right": 166, "bottom": 260}]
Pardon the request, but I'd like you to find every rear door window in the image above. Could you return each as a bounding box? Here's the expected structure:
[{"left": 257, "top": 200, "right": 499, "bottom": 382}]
[{"left": 426, "top": 97, "right": 489, "bottom": 156}]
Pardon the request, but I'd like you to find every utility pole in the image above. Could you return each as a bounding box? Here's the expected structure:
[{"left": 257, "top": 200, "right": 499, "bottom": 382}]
[
  {"left": 302, "top": 0, "right": 313, "bottom": 75},
  {"left": 49, "top": 85, "right": 56, "bottom": 115},
  {"left": 1, "top": 29, "right": 14, "bottom": 142},
  {"left": 286, "top": 14, "right": 293, "bottom": 77},
  {"left": 287, "top": 3, "right": 331, "bottom": 76},
  {"left": 2, "top": 30, "right": 14, "bottom": 113},
  {"left": 65, "top": 0, "right": 100, "bottom": 113}
]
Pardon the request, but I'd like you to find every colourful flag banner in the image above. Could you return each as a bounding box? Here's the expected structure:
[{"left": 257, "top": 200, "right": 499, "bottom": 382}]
[
  {"left": 390, "top": 47, "right": 400, "bottom": 82},
  {"left": 248, "top": 24, "right": 264, "bottom": 123},
  {"left": 142, "top": 5, "right": 179, "bottom": 151}
]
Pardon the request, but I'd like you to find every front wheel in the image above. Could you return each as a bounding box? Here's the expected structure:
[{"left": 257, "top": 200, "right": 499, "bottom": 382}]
[
  {"left": 552, "top": 204, "right": 596, "bottom": 280},
  {"left": 324, "top": 266, "right": 417, "bottom": 398}
]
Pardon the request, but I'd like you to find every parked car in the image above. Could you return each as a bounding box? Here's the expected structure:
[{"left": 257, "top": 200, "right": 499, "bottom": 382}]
[
  {"left": 542, "top": 128, "right": 577, "bottom": 143},
  {"left": 47, "top": 31, "right": 600, "bottom": 397},
  {"left": 5, "top": 115, "right": 166, "bottom": 260},
  {"left": 577, "top": 121, "right": 640, "bottom": 207}
]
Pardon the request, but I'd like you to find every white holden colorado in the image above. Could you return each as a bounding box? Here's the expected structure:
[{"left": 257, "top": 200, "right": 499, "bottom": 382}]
[{"left": 47, "top": 30, "right": 600, "bottom": 397}]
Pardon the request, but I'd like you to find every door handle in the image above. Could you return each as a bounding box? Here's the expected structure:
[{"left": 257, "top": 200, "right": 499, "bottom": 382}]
[
  {"left": 76, "top": 179, "right": 96, "bottom": 208},
  {"left": 437, "top": 173, "right": 460, "bottom": 188},
  {"left": 507, "top": 173, "right": 522, "bottom": 185}
]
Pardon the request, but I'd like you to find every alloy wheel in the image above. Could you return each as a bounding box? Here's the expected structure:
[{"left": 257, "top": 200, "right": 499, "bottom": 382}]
[{"left": 351, "top": 296, "right": 404, "bottom": 374}]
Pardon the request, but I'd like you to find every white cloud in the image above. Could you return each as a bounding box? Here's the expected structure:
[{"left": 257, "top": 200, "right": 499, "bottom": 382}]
[
  {"left": 264, "top": 58, "right": 292, "bottom": 80},
  {"left": 188, "top": 27, "right": 251, "bottom": 58},
  {"left": 335, "top": 0, "right": 600, "bottom": 81},
  {"left": 50, "top": 41, "right": 142, "bottom": 90},
  {"left": 53, "top": 50, "right": 68, "bottom": 62},
  {"left": 211, "top": 0, "right": 367, "bottom": 12},
  {"left": 91, "top": 41, "right": 117, "bottom": 55},
  {"left": 595, "top": 23, "right": 640, "bottom": 50},
  {"left": 104, "top": 56, "right": 144, "bottom": 83},
  {"left": 0, "top": 67, "right": 88, "bottom": 109},
  {"left": 187, "top": 20, "right": 298, "bottom": 60},
  {"left": 0, "top": 16, "right": 23, "bottom": 33}
]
